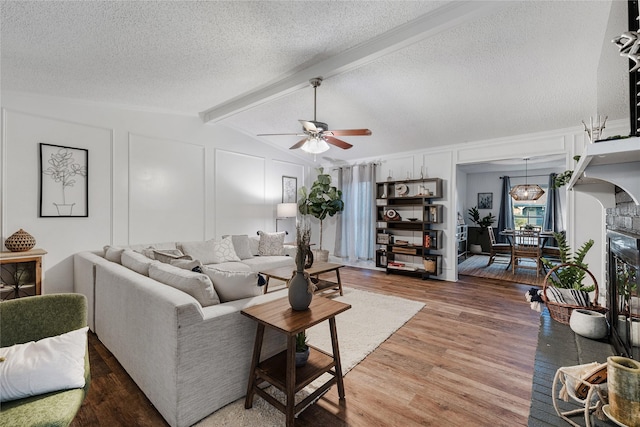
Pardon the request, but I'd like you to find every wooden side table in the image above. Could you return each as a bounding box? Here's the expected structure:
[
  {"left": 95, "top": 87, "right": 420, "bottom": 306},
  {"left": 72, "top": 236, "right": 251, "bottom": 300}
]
[
  {"left": 241, "top": 296, "right": 351, "bottom": 426},
  {"left": 0, "top": 249, "right": 47, "bottom": 300}
]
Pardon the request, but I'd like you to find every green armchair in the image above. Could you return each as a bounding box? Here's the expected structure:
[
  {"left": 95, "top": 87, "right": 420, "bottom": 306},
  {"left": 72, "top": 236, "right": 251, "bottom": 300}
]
[{"left": 0, "top": 294, "right": 90, "bottom": 427}]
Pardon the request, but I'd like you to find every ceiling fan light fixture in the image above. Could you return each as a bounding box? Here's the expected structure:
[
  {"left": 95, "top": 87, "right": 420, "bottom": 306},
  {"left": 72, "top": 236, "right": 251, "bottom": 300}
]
[{"left": 300, "top": 136, "right": 330, "bottom": 154}]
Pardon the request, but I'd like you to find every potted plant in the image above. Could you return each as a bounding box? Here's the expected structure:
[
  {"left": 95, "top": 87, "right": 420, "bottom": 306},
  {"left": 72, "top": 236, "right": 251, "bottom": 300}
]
[
  {"left": 552, "top": 155, "right": 581, "bottom": 189},
  {"left": 298, "top": 167, "right": 344, "bottom": 262},
  {"left": 295, "top": 331, "right": 309, "bottom": 367},
  {"left": 467, "top": 206, "right": 496, "bottom": 253},
  {"left": 541, "top": 232, "right": 595, "bottom": 290}
]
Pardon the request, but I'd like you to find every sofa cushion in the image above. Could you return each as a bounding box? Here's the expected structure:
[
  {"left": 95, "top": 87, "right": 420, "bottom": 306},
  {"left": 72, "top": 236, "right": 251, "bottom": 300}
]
[
  {"left": 240, "top": 256, "right": 295, "bottom": 272},
  {"left": 249, "top": 236, "right": 260, "bottom": 256},
  {"left": 149, "top": 263, "right": 220, "bottom": 307},
  {"left": 179, "top": 240, "right": 216, "bottom": 265},
  {"left": 203, "top": 268, "right": 264, "bottom": 303},
  {"left": 208, "top": 261, "right": 252, "bottom": 272},
  {"left": 153, "top": 249, "right": 192, "bottom": 264},
  {"left": 223, "top": 235, "right": 253, "bottom": 260},
  {"left": 121, "top": 250, "right": 156, "bottom": 276},
  {"left": 257, "top": 231, "right": 285, "bottom": 256},
  {"left": 0, "top": 326, "right": 88, "bottom": 402},
  {"left": 212, "top": 236, "right": 241, "bottom": 263},
  {"left": 103, "top": 245, "right": 124, "bottom": 263},
  {"left": 170, "top": 258, "right": 203, "bottom": 272}
]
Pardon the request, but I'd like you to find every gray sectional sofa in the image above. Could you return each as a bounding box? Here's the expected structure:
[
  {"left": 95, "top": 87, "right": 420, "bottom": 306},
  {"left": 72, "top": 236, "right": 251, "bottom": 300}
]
[{"left": 73, "top": 234, "right": 295, "bottom": 427}]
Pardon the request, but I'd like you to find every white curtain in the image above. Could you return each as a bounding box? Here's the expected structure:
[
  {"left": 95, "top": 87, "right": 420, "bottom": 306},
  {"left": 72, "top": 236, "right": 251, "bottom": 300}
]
[{"left": 335, "top": 163, "right": 377, "bottom": 261}]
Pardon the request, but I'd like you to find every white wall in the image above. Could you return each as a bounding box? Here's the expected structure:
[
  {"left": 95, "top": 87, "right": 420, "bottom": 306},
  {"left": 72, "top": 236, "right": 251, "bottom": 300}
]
[{"left": 1, "top": 92, "right": 313, "bottom": 293}]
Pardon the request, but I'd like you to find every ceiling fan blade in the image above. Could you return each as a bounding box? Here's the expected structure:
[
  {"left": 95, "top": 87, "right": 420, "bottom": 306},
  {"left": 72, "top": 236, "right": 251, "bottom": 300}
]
[
  {"left": 299, "top": 120, "right": 318, "bottom": 133},
  {"left": 325, "top": 136, "right": 353, "bottom": 150},
  {"left": 289, "top": 138, "right": 308, "bottom": 150},
  {"left": 324, "top": 128, "right": 372, "bottom": 137},
  {"left": 257, "top": 132, "right": 306, "bottom": 136}
]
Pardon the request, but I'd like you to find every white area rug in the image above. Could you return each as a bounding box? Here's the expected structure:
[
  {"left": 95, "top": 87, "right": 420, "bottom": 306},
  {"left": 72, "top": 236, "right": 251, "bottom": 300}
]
[{"left": 194, "top": 287, "right": 424, "bottom": 426}]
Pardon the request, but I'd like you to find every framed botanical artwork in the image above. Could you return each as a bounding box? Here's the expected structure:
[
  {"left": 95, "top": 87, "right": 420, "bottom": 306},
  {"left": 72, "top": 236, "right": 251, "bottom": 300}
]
[
  {"left": 282, "top": 176, "right": 297, "bottom": 203},
  {"left": 39, "top": 143, "right": 88, "bottom": 217},
  {"left": 478, "top": 192, "right": 493, "bottom": 210}
]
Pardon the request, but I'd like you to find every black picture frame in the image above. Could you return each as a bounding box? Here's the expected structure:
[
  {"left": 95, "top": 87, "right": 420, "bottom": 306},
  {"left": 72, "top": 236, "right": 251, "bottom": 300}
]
[
  {"left": 282, "top": 176, "right": 297, "bottom": 203},
  {"left": 478, "top": 192, "right": 493, "bottom": 210},
  {"left": 39, "top": 143, "right": 88, "bottom": 217}
]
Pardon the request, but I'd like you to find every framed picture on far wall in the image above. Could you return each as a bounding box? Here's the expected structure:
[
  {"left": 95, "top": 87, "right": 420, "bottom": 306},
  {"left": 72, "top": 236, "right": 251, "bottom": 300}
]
[
  {"left": 478, "top": 192, "right": 493, "bottom": 210},
  {"left": 282, "top": 176, "right": 297, "bottom": 203},
  {"left": 39, "top": 143, "right": 88, "bottom": 217}
]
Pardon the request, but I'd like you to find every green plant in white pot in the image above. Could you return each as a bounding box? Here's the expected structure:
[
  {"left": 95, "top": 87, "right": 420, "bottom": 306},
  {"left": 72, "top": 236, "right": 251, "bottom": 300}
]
[{"left": 298, "top": 168, "right": 344, "bottom": 262}]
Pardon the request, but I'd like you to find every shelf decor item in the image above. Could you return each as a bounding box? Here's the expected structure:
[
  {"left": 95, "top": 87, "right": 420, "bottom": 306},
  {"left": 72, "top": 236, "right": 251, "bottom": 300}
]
[
  {"left": 607, "top": 356, "right": 640, "bottom": 427},
  {"left": 423, "top": 258, "right": 437, "bottom": 273},
  {"left": 4, "top": 229, "right": 36, "bottom": 252}
]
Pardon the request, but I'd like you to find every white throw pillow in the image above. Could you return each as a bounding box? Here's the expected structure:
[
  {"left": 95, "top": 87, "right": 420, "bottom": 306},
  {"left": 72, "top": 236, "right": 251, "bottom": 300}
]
[
  {"left": 170, "top": 258, "right": 203, "bottom": 272},
  {"left": 153, "top": 249, "right": 191, "bottom": 264},
  {"left": 149, "top": 263, "right": 220, "bottom": 307},
  {"left": 179, "top": 240, "right": 216, "bottom": 265},
  {"left": 257, "top": 231, "right": 286, "bottom": 256},
  {"left": 103, "top": 245, "right": 125, "bottom": 263},
  {"left": 248, "top": 236, "right": 260, "bottom": 256},
  {"left": 212, "top": 236, "right": 241, "bottom": 263},
  {"left": 545, "top": 287, "right": 591, "bottom": 307},
  {"left": 223, "top": 235, "right": 253, "bottom": 260},
  {"left": 0, "top": 326, "right": 88, "bottom": 402},
  {"left": 203, "top": 267, "right": 264, "bottom": 303},
  {"left": 121, "top": 250, "right": 156, "bottom": 276}
]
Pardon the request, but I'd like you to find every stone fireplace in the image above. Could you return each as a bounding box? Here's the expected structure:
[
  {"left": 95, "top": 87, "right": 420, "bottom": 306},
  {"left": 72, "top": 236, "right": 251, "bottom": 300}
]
[{"left": 607, "top": 188, "right": 640, "bottom": 361}]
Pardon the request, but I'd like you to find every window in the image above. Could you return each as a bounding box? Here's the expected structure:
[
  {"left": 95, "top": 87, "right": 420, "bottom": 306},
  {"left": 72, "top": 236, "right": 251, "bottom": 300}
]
[{"left": 512, "top": 185, "right": 547, "bottom": 228}]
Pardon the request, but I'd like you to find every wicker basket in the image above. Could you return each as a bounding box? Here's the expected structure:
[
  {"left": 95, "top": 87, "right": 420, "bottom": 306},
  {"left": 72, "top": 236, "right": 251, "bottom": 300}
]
[{"left": 542, "top": 263, "right": 607, "bottom": 325}]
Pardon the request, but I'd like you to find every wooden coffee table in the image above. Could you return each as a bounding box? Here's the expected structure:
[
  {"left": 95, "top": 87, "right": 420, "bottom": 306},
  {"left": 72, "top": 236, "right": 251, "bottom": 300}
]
[
  {"left": 261, "top": 261, "right": 345, "bottom": 295},
  {"left": 242, "top": 296, "right": 351, "bottom": 427}
]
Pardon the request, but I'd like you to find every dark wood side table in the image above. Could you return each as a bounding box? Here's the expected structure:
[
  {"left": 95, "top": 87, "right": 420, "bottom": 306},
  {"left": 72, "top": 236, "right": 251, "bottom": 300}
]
[{"left": 241, "top": 296, "right": 351, "bottom": 427}]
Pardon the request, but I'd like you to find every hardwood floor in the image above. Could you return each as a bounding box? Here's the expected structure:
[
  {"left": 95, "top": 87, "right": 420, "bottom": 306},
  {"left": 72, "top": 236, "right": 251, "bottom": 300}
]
[{"left": 71, "top": 268, "right": 541, "bottom": 427}]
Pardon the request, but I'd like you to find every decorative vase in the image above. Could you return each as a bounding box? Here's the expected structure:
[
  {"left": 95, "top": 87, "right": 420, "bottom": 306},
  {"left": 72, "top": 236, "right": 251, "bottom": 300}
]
[
  {"left": 569, "top": 309, "right": 608, "bottom": 340},
  {"left": 607, "top": 356, "right": 640, "bottom": 427},
  {"left": 4, "top": 229, "right": 36, "bottom": 252},
  {"left": 295, "top": 348, "right": 310, "bottom": 367},
  {"left": 288, "top": 271, "right": 312, "bottom": 311}
]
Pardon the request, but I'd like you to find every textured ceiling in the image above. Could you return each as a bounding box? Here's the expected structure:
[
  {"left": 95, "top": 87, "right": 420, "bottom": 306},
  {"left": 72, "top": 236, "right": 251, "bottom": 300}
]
[{"left": 0, "top": 1, "right": 630, "bottom": 163}]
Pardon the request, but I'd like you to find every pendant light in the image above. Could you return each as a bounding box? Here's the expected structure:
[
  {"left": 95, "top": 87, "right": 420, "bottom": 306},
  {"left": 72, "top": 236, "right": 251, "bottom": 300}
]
[{"left": 509, "top": 158, "right": 545, "bottom": 201}]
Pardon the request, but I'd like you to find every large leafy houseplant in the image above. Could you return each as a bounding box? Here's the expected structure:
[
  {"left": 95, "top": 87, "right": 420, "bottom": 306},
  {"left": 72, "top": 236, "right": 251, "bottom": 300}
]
[
  {"left": 467, "top": 206, "right": 496, "bottom": 232},
  {"left": 541, "top": 232, "right": 595, "bottom": 291},
  {"left": 297, "top": 168, "right": 344, "bottom": 252}
]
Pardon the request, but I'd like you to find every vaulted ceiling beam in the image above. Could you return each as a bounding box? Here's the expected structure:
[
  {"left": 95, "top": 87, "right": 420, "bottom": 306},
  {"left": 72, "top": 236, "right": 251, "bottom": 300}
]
[{"left": 199, "top": 1, "right": 505, "bottom": 123}]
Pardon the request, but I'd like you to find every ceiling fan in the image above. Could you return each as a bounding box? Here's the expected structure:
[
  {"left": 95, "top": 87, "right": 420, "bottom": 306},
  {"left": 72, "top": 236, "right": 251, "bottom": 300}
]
[{"left": 257, "top": 77, "right": 372, "bottom": 154}]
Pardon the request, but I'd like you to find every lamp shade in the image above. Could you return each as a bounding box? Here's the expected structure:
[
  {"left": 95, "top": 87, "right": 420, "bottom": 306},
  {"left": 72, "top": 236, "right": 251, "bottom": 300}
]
[
  {"left": 277, "top": 202, "right": 298, "bottom": 218},
  {"left": 509, "top": 184, "right": 545, "bottom": 201}
]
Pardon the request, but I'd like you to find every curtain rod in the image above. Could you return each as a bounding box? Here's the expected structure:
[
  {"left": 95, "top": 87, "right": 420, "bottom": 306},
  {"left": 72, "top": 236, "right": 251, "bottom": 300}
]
[{"left": 500, "top": 173, "right": 551, "bottom": 179}]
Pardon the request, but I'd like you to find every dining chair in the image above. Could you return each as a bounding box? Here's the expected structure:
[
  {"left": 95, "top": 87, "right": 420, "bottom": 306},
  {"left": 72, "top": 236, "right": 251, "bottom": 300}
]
[
  {"left": 512, "top": 229, "right": 542, "bottom": 277},
  {"left": 487, "top": 227, "right": 511, "bottom": 268}
]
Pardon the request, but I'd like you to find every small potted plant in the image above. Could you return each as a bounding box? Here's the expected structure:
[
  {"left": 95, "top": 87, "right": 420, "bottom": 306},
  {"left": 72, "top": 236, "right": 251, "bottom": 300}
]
[
  {"left": 295, "top": 331, "right": 309, "bottom": 367},
  {"left": 467, "top": 206, "right": 496, "bottom": 253}
]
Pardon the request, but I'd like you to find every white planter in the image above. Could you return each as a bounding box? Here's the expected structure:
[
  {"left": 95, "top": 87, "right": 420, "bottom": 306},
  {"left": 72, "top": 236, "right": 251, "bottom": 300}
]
[
  {"left": 469, "top": 244, "right": 482, "bottom": 254},
  {"left": 569, "top": 309, "right": 608, "bottom": 340}
]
